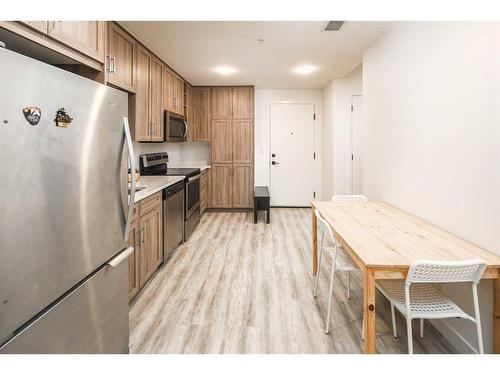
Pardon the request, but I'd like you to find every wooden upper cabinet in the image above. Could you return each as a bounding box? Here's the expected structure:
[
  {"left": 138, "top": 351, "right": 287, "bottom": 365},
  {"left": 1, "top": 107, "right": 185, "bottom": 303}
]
[
  {"left": 20, "top": 21, "right": 48, "bottom": 34},
  {"left": 107, "top": 22, "right": 136, "bottom": 93},
  {"left": 185, "top": 83, "right": 194, "bottom": 141},
  {"left": 174, "top": 75, "right": 184, "bottom": 115},
  {"left": 211, "top": 120, "right": 232, "bottom": 163},
  {"left": 162, "top": 66, "right": 175, "bottom": 112},
  {"left": 232, "top": 120, "right": 253, "bottom": 163},
  {"left": 211, "top": 87, "right": 232, "bottom": 120},
  {"left": 127, "top": 220, "right": 140, "bottom": 302},
  {"left": 134, "top": 45, "right": 152, "bottom": 141},
  {"left": 232, "top": 87, "right": 254, "bottom": 119},
  {"left": 47, "top": 21, "right": 105, "bottom": 63},
  {"left": 211, "top": 164, "right": 232, "bottom": 208},
  {"left": 232, "top": 164, "right": 253, "bottom": 208},
  {"left": 193, "top": 87, "right": 211, "bottom": 142},
  {"left": 150, "top": 57, "right": 164, "bottom": 141},
  {"left": 139, "top": 205, "right": 163, "bottom": 288}
]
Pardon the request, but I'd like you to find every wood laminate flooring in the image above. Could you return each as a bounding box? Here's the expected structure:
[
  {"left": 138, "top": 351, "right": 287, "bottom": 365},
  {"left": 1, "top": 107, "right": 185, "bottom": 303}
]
[{"left": 129, "top": 208, "right": 458, "bottom": 354}]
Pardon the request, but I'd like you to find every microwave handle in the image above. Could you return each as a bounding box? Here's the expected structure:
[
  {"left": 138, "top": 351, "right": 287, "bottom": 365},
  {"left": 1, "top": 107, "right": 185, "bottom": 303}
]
[{"left": 183, "top": 120, "right": 188, "bottom": 138}]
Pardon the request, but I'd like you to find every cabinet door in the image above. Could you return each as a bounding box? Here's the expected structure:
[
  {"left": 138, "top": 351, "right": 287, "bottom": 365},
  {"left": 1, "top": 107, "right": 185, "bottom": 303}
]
[
  {"left": 163, "top": 67, "right": 175, "bottom": 112},
  {"left": 139, "top": 205, "right": 163, "bottom": 288},
  {"left": 47, "top": 21, "right": 105, "bottom": 62},
  {"left": 211, "top": 87, "right": 232, "bottom": 120},
  {"left": 185, "top": 83, "right": 194, "bottom": 141},
  {"left": 173, "top": 75, "right": 184, "bottom": 115},
  {"left": 232, "top": 164, "right": 253, "bottom": 208},
  {"left": 232, "top": 120, "right": 253, "bottom": 163},
  {"left": 20, "top": 21, "right": 48, "bottom": 34},
  {"left": 150, "top": 57, "right": 164, "bottom": 141},
  {"left": 193, "top": 87, "right": 211, "bottom": 142},
  {"left": 134, "top": 45, "right": 152, "bottom": 141},
  {"left": 107, "top": 22, "right": 136, "bottom": 92},
  {"left": 232, "top": 87, "right": 254, "bottom": 120},
  {"left": 211, "top": 164, "right": 232, "bottom": 208},
  {"left": 211, "top": 120, "right": 232, "bottom": 163},
  {"left": 200, "top": 169, "right": 208, "bottom": 214},
  {"left": 127, "top": 220, "right": 140, "bottom": 302}
]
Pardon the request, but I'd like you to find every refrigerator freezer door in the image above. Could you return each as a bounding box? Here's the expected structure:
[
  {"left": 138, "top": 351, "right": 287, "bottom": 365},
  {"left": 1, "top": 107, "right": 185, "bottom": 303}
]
[
  {"left": 0, "top": 254, "right": 130, "bottom": 354},
  {"left": 0, "top": 48, "right": 129, "bottom": 345}
]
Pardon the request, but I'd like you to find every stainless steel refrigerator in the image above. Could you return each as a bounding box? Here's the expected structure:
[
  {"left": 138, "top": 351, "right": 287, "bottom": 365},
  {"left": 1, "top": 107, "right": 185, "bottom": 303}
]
[{"left": 0, "top": 47, "right": 136, "bottom": 353}]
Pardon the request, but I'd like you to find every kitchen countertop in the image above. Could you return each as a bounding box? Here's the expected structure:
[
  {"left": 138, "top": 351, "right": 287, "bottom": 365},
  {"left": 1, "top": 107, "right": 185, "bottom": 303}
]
[{"left": 132, "top": 175, "right": 185, "bottom": 203}]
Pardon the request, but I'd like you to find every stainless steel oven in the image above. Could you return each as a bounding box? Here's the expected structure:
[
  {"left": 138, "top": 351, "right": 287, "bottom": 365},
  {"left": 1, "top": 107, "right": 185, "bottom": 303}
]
[{"left": 164, "top": 110, "right": 187, "bottom": 142}]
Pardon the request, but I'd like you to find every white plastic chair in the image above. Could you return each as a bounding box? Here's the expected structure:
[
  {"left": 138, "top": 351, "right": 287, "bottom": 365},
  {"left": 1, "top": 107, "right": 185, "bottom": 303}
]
[
  {"left": 313, "top": 209, "right": 362, "bottom": 336},
  {"left": 376, "top": 260, "right": 486, "bottom": 354},
  {"left": 331, "top": 195, "right": 367, "bottom": 299}
]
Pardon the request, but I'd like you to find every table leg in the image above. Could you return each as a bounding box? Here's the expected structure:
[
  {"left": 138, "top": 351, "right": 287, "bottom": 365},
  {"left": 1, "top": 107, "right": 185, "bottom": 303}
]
[
  {"left": 253, "top": 200, "right": 257, "bottom": 224},
  {"left": 312, "top": 207, "right": 318, "bottom": 275},
  {"left": 494, "top": 278, "right": 500, "bottom": 353},
  {"left": 363, "top": 267, "right": 376, "bottom": 354}
]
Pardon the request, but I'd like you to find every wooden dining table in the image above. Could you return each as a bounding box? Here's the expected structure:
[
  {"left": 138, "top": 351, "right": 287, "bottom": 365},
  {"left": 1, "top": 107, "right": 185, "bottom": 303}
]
[{"left": 311, "top": 200, "right": 500, "bottom": 354}]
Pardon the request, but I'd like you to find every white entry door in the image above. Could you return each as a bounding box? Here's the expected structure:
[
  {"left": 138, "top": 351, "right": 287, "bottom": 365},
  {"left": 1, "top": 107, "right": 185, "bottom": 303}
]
[
  {"left": 351, "top": 95, "right": 363, "bottom": 195},
  {"left": 270, "top": 103, "right": 315, "bottom": 206}
]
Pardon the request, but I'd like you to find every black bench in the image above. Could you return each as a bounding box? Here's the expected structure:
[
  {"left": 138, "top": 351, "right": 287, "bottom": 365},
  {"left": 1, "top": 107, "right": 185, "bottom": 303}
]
[{"left": 254, "top": 186, "right": 270, "bottom": 224}]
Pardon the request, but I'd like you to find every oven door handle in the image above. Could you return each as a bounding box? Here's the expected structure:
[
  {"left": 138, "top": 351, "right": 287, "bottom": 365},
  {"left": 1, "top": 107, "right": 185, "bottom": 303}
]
[{"left": 187, "top": 174, "right": 200, "bottom": 182}]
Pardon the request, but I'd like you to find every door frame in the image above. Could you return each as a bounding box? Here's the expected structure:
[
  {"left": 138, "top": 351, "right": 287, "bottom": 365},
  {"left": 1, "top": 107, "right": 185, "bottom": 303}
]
[{"left": 268, "top": 102, "right": 317, "bottom": 207}]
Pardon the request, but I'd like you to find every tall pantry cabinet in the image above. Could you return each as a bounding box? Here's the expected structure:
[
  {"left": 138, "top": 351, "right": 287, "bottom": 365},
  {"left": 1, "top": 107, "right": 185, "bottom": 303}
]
[{"left": 210, "top": 86, "right": 254, "bottom": 209}]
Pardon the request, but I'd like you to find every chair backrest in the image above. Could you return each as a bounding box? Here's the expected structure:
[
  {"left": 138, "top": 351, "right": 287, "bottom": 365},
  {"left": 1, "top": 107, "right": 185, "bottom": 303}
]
[
  {"left": 314, "top": 209, "right": 337, "bottom": 246},
  {"left": 406, "top": 260, "right": 486, "bottom": 285},
  {"left": 332, "top": 195, "right": 368, "bottom": 202}
]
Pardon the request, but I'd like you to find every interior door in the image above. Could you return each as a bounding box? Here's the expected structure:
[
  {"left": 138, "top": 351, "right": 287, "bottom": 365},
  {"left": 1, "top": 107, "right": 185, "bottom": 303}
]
[
  {"left": 351, "top": 95, "right": 363, "bottom": 195},
  {"left": 270, "top": 103, "right": 315, "bottom": 206}
]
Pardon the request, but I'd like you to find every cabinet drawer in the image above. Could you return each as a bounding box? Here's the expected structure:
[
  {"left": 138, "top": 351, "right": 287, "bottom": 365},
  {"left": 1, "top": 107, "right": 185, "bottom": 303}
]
[{"left": 139, "top": 191, "right": 162, "bottom": 215}]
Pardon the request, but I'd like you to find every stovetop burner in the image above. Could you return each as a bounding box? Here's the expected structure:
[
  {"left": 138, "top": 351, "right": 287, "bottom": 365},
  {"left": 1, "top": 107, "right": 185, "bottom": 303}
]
[{"left": 165, "top": 168, "right": 200, "bottom": 178}]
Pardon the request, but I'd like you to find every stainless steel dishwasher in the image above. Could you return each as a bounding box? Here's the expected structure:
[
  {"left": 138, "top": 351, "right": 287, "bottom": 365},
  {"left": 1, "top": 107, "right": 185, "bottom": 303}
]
[{"left": 163, "top": 181, "right": 185, "bottom": 261}]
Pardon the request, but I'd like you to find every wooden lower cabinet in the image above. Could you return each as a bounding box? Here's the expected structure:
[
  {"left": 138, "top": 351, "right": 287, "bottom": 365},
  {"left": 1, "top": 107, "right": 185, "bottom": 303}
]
[
  {"left": 127, "top": 220, "right": 140, "bottom": 302},
  {"left": 139, "top": 205, "right": 163, "bottom": 287},
  {"left": 211, "top": 164, "right": 232, "bottom": 208},
  {"left": 127, "top": 193, "right": 163, "bottom": 303},
  {"left": 200, "top": 169, "right": 208, "bottom": 214},
  {"left": 232, "top": 164, "right": 253, "bottom": 208}
]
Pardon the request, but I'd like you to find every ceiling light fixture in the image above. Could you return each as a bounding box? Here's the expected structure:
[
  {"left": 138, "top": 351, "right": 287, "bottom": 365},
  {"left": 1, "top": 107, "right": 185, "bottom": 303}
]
[
  {"left": 293, "top": 65, "right": 318, "bottom": 75},
  {"left": 213, "top": 65, "right": 237, "bottom": 75}
]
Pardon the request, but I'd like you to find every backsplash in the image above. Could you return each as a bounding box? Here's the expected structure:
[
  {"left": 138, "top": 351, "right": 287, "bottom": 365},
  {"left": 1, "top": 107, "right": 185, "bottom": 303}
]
[{"left": 132, "top": 142, "right": 210, "bottom": 169}]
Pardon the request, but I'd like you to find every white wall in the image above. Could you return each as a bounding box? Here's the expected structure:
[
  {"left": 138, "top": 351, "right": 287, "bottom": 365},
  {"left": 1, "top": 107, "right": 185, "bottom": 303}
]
[
  {"left": 321, "top": 82, "right": 334, "bottom": 200},
  {"left": 321, "top": 65, "right": 363, "bottom": 199},
  {"left": 363, "top": 22, "right": 500, "bottom": 353},
  {"left": 254, "top": 89, "right": 322, "bottom": 197}
]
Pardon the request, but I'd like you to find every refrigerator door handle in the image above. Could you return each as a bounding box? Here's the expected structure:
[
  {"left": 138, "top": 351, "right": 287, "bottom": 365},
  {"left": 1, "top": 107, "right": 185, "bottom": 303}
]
[
  {"left": 123, "top": 117, "right": 136, "bottom": 241},
  {"left": 107, "top": 247, "right": 134, "bottom": 268}
]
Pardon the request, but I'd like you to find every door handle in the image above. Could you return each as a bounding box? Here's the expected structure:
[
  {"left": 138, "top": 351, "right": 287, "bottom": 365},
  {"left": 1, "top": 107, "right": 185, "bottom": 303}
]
[
  {"left": 107, "top": 247, "right": 134, "bottom": 268},
  {"left": 272, "top": 161, "right": 279, "bottom": 165},
  {"left": 123, "top": 117, "right": 136, "bottom": 241}
]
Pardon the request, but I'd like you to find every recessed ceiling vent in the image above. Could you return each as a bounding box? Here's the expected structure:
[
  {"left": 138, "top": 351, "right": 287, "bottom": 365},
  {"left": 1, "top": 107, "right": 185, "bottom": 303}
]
[{"left": 323, "top": 21, "right": 345, "bottom": 31}]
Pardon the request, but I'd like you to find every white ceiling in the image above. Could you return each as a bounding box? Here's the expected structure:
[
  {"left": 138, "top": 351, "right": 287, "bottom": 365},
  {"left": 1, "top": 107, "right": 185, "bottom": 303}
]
[{"left": 119, "top": 21, "right": 392, "bottom": 89}]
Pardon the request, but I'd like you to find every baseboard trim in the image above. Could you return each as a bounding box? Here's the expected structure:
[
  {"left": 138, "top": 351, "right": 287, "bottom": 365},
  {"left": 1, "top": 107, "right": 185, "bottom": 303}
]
[{"left": 430, "top": 319, "right": 478, "bottom": 354}]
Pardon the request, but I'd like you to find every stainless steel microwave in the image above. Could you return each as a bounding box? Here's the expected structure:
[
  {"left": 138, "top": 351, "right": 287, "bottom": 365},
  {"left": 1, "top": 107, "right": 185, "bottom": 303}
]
[{"left": 164, "top": 110, "right": 187, "bottom": 142}]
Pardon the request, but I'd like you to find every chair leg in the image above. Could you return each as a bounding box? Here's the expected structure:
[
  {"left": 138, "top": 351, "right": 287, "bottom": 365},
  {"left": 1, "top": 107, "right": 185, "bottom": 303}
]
[
  {"left": 406, "top": 317, "right": 414, "bottom": 354},
  {"left": 419, "top": 319, "right": 424, "bottom": 338},
  {"left": 325, "top": 261, "right": 337, "bottom": 334},
  {"left": 472, "top": 284, "right": 484, "bottom": 354},
  {"left": 347, "top": 271, "right": 351, "bottom": 300},
  {"left": 391, "top": 303, "right": 398, "bottom": 338},
  {"left": 313, "top": 231, "right": 324, "bottom": 297}
]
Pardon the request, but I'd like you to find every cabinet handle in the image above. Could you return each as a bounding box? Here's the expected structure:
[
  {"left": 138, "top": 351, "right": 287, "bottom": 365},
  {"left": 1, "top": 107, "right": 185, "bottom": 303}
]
[
  {"left": 140, "top": 227, "right": 145, "bottom": 246},
  {"left": 106, "top": 56, "right": 110, "bottom": 72},
  {"left": 110, "top": 57, "right": 116, "bottom": 74}
]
